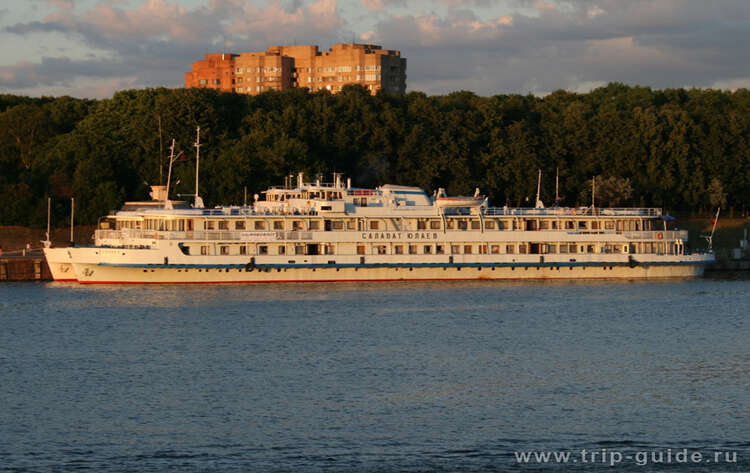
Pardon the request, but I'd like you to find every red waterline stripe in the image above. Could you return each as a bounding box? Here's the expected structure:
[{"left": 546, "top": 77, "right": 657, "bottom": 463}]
[{"left": 76, "top": 275, "right": 654, "bottom": 284}]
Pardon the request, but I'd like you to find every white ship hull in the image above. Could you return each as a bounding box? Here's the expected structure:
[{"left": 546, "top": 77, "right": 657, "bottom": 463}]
[
  {"left": 42, "top": 247, "right": 76, "bottom": 281},
  {"left": 69, "top": 246, "right": 711, "bottom": 284}
]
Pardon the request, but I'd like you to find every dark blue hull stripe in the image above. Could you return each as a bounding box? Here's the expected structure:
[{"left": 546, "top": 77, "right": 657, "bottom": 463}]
[{"left": 97, "top": 260, "right": 708, "bottom": 269}]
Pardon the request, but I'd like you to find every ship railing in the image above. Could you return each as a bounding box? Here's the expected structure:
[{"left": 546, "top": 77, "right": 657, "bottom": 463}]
[
  {"left": 96, "top": 229, "right": 318, "bottom": 242},
  {"left": 482, "top": 207, "right": 662, "bottom": 217},
  {"left": 621, "top": 230, "right": 688, "bottom": 240}
]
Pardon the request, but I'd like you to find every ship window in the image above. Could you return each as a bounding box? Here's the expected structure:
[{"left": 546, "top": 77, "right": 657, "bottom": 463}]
[
  {"left": 430, "top": 220, "right": 441, "bottom": 230},
  {"left": 278, "top": 246, "right": 286, "bottom": 255},
  {"left": 417, "top": 220, "right": 426, "bottom": 230},
  {"left": 436, "top": 245, "right": 445, "bottom": 254},
  {"left": 578, "top": 221, "right": 587, "bottom": 230},
  {"left": 369, "top": 221, "right": 379, "bottom": 230},
  {"left": 446, "top": 220, "right": 455, "bottom": 230},
  {"left": 519, "top": 244, "right": 527, "bottom": 254},
  {"left": 357, "top": 245, "right": 366, "bottom": 255},
  {"left": 220, "top": 246, "right": 229, "bottom": 255},
  {"left": 458, "top": 220, "right": 468, "bottom": 230},
  {"left": 591, "top": 221, "right": 600, "bottom": 230},
  {"left": 332, "top": 220, "right": 344, "bottom": 230},
  {"left": 259, "top": 245, "right": 268, "bottom": 255},
  {"left": 324, "top": 245, "right": 335, "bottom": 255},
  {"left": 471, "top": 220, "right": 480, "bottom": 230},
  {"left": 539, "top": 220, "right": 549, "bottom": 230},
  {"left": 409, "top": 245, "right": 417, "bottom": 255},
  {"left": 451, "top": 245, "right": 461, "bottom": 254},
  {"left": 464, "top": 245, "right": 472, "bottom": 254},
  {"left": 566, "top": 220, "right": 574, "bottom": 229},
  {"left": 424, "top": 245, "right": 432, "bottom": 254},
  {"left": 347, "top": 220, "right": 357, "bottom": 230},
  {"left": 292, "top": 220, "right": 303, "bottom": 230},
  {"left": 485, "top": 220, "right": 495, "bottom": 230},
  {"left": 491, "top": 245, "right": 500, "bottom": 254},
  {"left": 219, "top": 221, "right": 229, "bottom": 230},
  {"left": 201, "top": 245, "right": 209, "bottom": 255},
  {"left": 254, "top": 221, "right": 266, "bottom": 230},
  {"left": 605, "top": 221, "right": 615, "bottom": 230},
  {"left": 376, "top": 245, "right": 387, "bottom": 255},
  {"left": 394, "top": 245, "right": 403, "bottom": 255},
  {"left": 240, "top": 246, "right": 247, "bottom": 255},
  {"left": 273, "top": 221, "right": 284, "bottom": 230},
  {"left": 235, "top": 221, "right": 246, "bottom": 230},
  {"left": 309, "top": 221, "right": 320, "bottom": 230},
  {"left": 295, "top": 245, "right": 304, "bottom": 255},
  {"left": 479, "top": 245, "right": 488, "bottom": 254},
  {"left": 560, "top": 244, "right": 569, "bottom": 254},
  {"left": 587, "top": 245, "right": 595, "bottom": 253},
  {"left": 506, "top": 245, "right": 514, "bottom": 254}
]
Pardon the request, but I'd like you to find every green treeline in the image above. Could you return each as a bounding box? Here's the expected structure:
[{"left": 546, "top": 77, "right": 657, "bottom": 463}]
[{"left": 1, "top": 83, "right": 748, "bottom": 227}]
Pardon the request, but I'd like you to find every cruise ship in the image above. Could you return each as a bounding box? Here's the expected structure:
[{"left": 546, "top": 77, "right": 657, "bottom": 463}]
[{"left": 46, "top": 170, "right": 713, "bottom": 284}]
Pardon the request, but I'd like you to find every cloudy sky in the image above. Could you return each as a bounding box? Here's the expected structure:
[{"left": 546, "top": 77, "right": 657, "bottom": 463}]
[{"left": 1, "top": 0, "right": 749, "bottom": 98}]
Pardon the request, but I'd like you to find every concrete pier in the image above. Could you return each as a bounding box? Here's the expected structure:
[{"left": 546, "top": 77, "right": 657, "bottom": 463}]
[{"left": 0, "top": 254, "right": 53, "bottom": 281}]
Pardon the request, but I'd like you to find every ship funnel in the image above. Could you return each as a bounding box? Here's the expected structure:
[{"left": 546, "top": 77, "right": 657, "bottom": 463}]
[{"left": 149, "top": 185, "right": 168, "bottom": 201}]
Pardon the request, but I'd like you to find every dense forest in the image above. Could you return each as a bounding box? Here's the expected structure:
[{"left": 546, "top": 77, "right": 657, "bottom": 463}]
[{"left": 1, "top": 83, "right": 748, "bottom": 227}]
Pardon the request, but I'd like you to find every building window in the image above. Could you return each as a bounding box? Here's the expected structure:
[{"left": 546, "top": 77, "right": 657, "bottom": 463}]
[
  {"left": 199, "top": 79, "right": 207, "bottom": 85},
  {"left": 236, "top": 67, "right": 242, "bottom": 73}
]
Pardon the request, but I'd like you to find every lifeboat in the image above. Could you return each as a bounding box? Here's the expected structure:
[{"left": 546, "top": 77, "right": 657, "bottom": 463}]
[{"left": 434, "top": 188, "right": 485, "bottom": 207}]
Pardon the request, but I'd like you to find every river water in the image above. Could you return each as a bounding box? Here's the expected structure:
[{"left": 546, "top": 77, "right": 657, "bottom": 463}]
[{"left": 1, "top": 278, "right": 749, "bottom": 472}]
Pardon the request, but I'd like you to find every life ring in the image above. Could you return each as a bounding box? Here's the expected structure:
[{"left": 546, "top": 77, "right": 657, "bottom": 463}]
[
  {"left": 656, "top": 232, "right": 663, "bottom": 240},
  {"left": 570, "top": 208, "right": 577, "bottom": 216}
]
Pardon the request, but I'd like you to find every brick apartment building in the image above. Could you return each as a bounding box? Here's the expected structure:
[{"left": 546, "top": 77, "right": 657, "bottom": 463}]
[{"left": 185, "top": 43, "right": 407, "bottom": 95}]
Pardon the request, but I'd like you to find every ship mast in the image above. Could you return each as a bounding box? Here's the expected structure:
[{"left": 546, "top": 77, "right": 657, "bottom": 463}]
[{"left": 194, "top": 126, "right": 204, "bottom": 208}]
